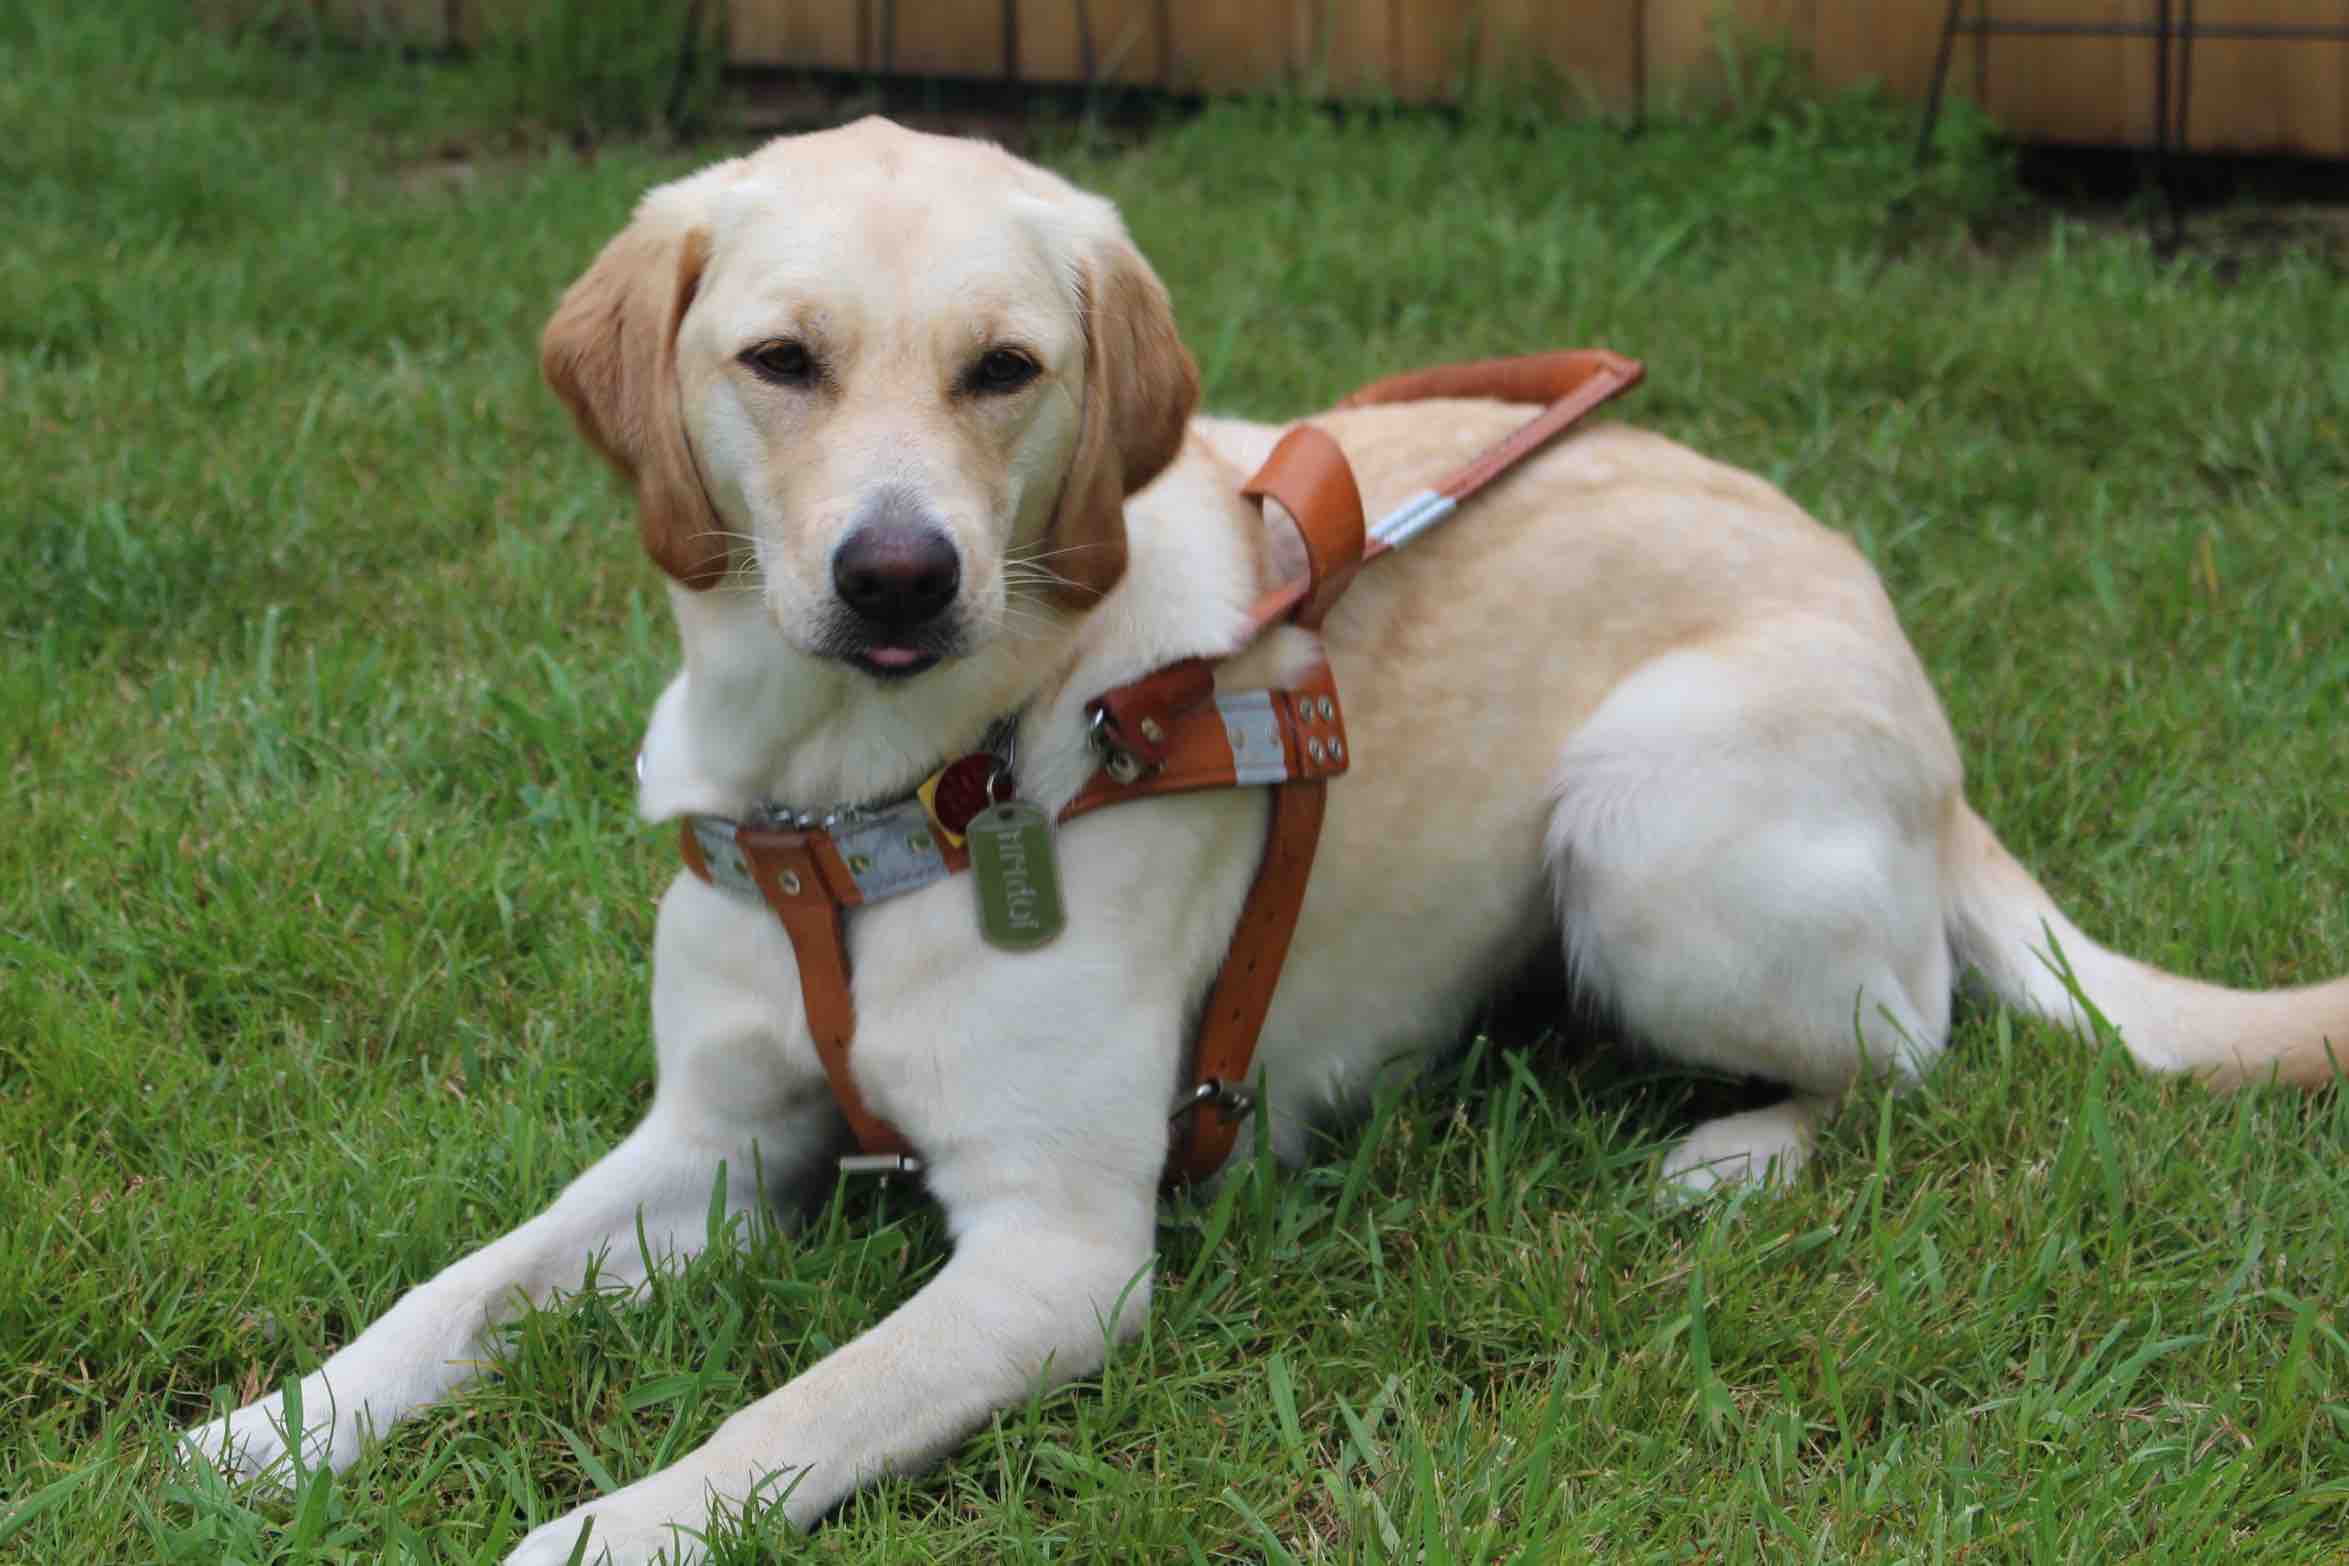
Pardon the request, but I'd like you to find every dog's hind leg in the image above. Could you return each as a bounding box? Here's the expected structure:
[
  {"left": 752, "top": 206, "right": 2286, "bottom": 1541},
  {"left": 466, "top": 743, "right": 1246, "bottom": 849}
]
[
  {"left": 1544, "top": 636, "right": 1962, "bottom": 1193},
  {"left": 180, "top": 877, "right": 844, "bottom": 1483}
]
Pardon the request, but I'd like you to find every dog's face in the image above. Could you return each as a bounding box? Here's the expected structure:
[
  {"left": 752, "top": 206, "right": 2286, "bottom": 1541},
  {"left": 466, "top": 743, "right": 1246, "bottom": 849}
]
[{"left": 541, "top": 118, "right": 1199, "bottom": 680}]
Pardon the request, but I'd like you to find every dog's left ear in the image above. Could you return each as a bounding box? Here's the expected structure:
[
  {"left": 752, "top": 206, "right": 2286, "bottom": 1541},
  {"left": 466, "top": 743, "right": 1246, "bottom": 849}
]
[
  {"left": 540, "top": 166, "right": 736, "bottom": 591},
  {"left": 1045, "top": 215, "right": 1200, "bottom": 606}
]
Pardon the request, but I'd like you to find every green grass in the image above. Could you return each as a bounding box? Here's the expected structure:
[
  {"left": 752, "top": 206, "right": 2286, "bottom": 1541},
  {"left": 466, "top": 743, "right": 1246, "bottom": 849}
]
[{"left": 5, "top": 5, "right": 2348, "bottom": 1561}]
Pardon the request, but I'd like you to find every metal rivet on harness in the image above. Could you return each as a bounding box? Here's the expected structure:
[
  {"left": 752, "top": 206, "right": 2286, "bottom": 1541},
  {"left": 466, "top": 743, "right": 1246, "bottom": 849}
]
[
  {"left": 1171, "top": 1077, "right": 1255, "bottom": 1121},
  {"left": 1088, "top": 706, "right": 1148, "bottom": 785},
  {"left": 1307, "top": 738, "right": 1325, "bottom": 763},
  {"left": 780, "top": 870, "right": 802, "bottom": 895}
]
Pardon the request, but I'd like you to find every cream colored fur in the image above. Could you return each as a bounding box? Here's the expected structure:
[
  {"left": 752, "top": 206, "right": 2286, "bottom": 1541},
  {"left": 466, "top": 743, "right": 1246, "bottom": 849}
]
[{"left": 180, "top": 118, "right": 2348, "bottom": 1563}]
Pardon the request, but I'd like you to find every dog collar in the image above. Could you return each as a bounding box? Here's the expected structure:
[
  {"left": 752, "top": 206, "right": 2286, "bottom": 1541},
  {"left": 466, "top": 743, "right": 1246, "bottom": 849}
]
[{"left": 678, "top": 716, "right": 1019, "bottom": 909}]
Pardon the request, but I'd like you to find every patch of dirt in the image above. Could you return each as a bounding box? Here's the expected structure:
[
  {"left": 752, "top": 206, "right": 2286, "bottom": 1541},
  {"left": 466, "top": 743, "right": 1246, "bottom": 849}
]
[
  {"left": 396, "top": 147, "right": 483, "bottom": 196},
  {"left": 382, "top": 132, "right": 555, "bottom": 201},
  {"left": 2012, "top": 144, "right": 2349, "bottom": 272}
]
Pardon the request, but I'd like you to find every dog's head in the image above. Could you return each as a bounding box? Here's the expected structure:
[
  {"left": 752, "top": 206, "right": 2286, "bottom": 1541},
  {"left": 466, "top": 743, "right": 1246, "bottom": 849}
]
[{"left": 540, "top": 117, "right": 1198, "bottom": 680}]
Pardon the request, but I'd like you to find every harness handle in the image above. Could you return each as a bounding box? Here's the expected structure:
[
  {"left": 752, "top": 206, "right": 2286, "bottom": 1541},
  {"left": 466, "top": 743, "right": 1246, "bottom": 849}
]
[
  {"left": 1241, "top": 349, "right": 1645, "bottom": 633},
  {"left": 1240, "top": 427, "right": 1366, "bottom": 632},
  {"left": 1337, "top": 347, "right": 1642, "bottom": 414}
]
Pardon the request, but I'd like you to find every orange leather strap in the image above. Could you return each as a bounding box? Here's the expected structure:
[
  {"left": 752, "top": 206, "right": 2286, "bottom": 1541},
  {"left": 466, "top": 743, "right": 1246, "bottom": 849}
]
[
  {"left": 1240, "top": 426, "right": 1365, "bottom": 632},
  {"left": 1069, "top": 668, "right": 1348, "bottom": 820},
  {"left": 1238, "top": 351, "right": 1639, "bottom": 632},
  {"left": 1181, "top": 778, "right": 1326, "bottom": 1174},
  {"left": 1151, "top": 660, "right": 1339, "bottom": 1182},
  {"left": 1087, "top": 657, "right": 1216, "bottom": 772},
  {"left": 709, "top": 821, "right": 920, "bottom": 1160},
  {"left": 1345, "top": 347, "right": 1646, "bottom": 511},
  {"left": 1337, "top": 347, "right": 1641, "bottom": 418}
]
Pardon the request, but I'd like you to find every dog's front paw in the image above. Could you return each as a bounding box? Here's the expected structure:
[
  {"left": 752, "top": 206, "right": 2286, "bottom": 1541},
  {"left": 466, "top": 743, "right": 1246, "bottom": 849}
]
[
  {"left": 508, "top": 1458, "right": 805, "bottom": 1566},
  {"left": 178, "top": 1374, "right": 367, "bottom": 1487},
  {"left": 1659, "top": 1098, "right": 1826, "bottom": 1199},
  {"left": 507, "top": 1503, "right": 701, "bottom": 1566}
]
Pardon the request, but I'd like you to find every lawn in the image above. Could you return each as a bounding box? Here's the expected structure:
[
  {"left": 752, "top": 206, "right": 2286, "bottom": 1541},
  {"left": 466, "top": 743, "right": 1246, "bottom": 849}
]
[{"left": 4, "top": 4, "right": 2348, "bottom": 1561}]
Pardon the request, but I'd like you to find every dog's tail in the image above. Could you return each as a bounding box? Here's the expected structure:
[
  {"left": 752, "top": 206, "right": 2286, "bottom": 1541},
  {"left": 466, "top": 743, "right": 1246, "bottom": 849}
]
[{"left": 1942, "top": 802, "right": 2348, "bottom": 1089}]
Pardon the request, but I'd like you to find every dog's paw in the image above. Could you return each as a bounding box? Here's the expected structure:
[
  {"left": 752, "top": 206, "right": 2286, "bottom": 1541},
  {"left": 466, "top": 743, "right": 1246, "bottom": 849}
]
[
  {"left": 507, "top": 1458, "right": 806, "bottom": 1566},
  {"left": 1660, "top": 1099, "right": 1824, "bottom": 1199},
  {"left": 506, "top": 1504, "right": 702, "bottom": 1566},
  {"left": 178, "top": 1375, "right": 366, "bottom": 1487}
]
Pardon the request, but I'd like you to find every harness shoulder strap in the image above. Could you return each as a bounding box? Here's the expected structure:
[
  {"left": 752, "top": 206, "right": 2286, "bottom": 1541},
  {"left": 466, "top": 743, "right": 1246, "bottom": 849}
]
[
  {"left": 1148, "top": 431, "right": 1360, "bottom": 1180},
  {"left": 684, "top": 822, "right": 917, "bottom": 1161},
  {"left": 1161, "top": 675, "right": 1337, "bottom": 1182}
]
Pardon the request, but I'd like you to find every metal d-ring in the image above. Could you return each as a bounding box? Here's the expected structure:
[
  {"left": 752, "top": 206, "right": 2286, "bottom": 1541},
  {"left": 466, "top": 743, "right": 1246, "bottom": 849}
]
[{"left": 1087, "top": 706, "right": 1147, "bottom": 785}]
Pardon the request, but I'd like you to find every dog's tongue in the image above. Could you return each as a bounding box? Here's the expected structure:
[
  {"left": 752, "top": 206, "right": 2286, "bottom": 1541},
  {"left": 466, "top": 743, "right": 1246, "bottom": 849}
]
[{"left": 865, "top": 647, "right": 921, "bottom": 668}]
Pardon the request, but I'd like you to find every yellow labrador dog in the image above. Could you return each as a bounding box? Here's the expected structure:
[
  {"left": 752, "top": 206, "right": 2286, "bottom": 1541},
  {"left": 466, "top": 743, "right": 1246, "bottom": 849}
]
[{"left": 184, "top": 118, "right": 2347, "bottom": 1562}]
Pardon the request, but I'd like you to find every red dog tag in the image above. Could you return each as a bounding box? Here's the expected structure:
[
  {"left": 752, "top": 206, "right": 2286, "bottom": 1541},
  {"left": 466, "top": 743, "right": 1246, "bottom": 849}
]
[{"left": 927, "top": 753, "right": 1004, "bottom": 839}]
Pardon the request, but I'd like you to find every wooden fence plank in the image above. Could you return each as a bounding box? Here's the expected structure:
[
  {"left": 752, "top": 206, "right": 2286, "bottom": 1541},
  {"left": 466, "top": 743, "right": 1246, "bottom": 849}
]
[
  {"left": 1016, "top": 0, "right": 1169, "bottom": 87},
  {"left": 878, "top": 1, "right": 1015, "bottom": 78},
  {"left": 1645, "top": 0, "right": 1813, "bottom": 106},
  {"left": 729, "top": 0, "right": 866, "bottom": 69},
  {"left": 1472, "top": 0, "right": 1644, "bottom": 113},
  {"left": 2163, "top": 1, "right": 2348, "bottom": 156},
  {"left": 1971, "top": 0, "right": 2151, "bottom": 146},
  {"left": 1388, "top": 0, "right": 1470, "bottom": 100},
  {"left": 1167, "top": 0, "right": 1306, "bottom": 91},
  {"left": 1311, "top": 0, "right": 1391, "bottom": 96},
  {"left": 1811, "top": 0, "right": 1945, "bottom": 103}
]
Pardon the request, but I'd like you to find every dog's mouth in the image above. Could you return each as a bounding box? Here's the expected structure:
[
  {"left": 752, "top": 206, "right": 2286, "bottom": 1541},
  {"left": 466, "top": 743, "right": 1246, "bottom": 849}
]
[
  {"left": 847, "top": 644, "right": 945, "bottom": 681},
  {"left": 818, "top": 618, "right": 964, "bottom": 682}
]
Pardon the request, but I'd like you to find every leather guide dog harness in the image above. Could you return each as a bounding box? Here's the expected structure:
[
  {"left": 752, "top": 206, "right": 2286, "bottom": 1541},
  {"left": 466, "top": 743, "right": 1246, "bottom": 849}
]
[{"left": 678, "top": 348, "right": 1646, "bottom": 1186}]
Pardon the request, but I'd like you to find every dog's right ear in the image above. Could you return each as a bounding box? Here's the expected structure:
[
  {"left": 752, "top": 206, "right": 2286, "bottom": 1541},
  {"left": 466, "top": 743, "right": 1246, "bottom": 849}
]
[{"left": 540, "top": 171, "right": 733, "bottom": 590}]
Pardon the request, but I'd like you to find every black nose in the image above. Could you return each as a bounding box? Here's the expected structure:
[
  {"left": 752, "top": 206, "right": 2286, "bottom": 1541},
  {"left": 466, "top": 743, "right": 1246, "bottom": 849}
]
[{"left": 832, "top": 521, "right": 961, "bottom": 629}]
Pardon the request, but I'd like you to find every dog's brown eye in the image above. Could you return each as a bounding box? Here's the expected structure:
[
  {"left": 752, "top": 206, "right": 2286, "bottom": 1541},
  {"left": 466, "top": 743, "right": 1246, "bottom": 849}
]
[
  {"left": 744, "top": 340, "right": 817, "bottom": 387},
  {"left": 966, "top": 348, "right": 1039, "bottom": 395}
]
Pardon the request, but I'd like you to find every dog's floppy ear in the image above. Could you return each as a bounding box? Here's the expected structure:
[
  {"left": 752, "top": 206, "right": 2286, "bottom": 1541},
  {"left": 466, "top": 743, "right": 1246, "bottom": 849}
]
[
  {"left": 540, "top": 170, "right": 734, "bottom": 591},
  {"left": 1045, "top": 216, "right": 1200, "bottom": 607}
]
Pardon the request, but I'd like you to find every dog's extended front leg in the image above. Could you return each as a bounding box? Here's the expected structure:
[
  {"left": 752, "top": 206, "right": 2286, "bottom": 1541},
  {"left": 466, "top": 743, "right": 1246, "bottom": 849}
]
[
  {"left": 506, "top": 953, "right": 1188, "bottom": 1561},
  {"left": 180, "top": 1090, "right": 840, "bottom": 1482},
  {"left": 182, "top": 876, "right": 842, "bottom": 1482},
  {"left": 505, "top": 1175, "right": 1158, "bottom": 1565}
]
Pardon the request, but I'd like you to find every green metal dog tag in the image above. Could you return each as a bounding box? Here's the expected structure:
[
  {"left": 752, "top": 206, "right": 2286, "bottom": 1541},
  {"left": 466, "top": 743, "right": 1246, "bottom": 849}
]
[{"left": 967, "top": 800, "right": 1065, "bottom": 951}]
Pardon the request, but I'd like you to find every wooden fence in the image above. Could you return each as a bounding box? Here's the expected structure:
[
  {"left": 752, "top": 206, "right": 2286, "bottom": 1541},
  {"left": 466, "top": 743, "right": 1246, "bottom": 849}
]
[{"left": 306, "top": 1, "right": 2349, "bottom": 157}]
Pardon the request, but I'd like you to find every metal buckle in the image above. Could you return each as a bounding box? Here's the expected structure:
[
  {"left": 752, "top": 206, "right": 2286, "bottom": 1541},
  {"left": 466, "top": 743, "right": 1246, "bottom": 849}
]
[
  {"left": 1087, "top": 706, "right": 1147, "bottom": 785},
  {"left": 838, "top": 1152, "right": 923, "bottom": 1177},
  {"left": 1169, "top": 1078, "right": 1254, "bottom": 1122},
  {"left": 742, "top": 713, "right": 1023, "bottom": 837}
]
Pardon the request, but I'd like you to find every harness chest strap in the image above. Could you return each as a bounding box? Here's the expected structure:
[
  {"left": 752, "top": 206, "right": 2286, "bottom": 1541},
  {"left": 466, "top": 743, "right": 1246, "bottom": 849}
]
[{"left": 677, "top": 348, "right": 1645, "bottom": 1185}]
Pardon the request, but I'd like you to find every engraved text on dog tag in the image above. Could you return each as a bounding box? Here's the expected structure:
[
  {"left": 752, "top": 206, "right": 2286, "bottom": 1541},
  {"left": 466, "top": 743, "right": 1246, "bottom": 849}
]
[{"left": 967, "top": 801, "right": 1065, "bottom": 951}]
